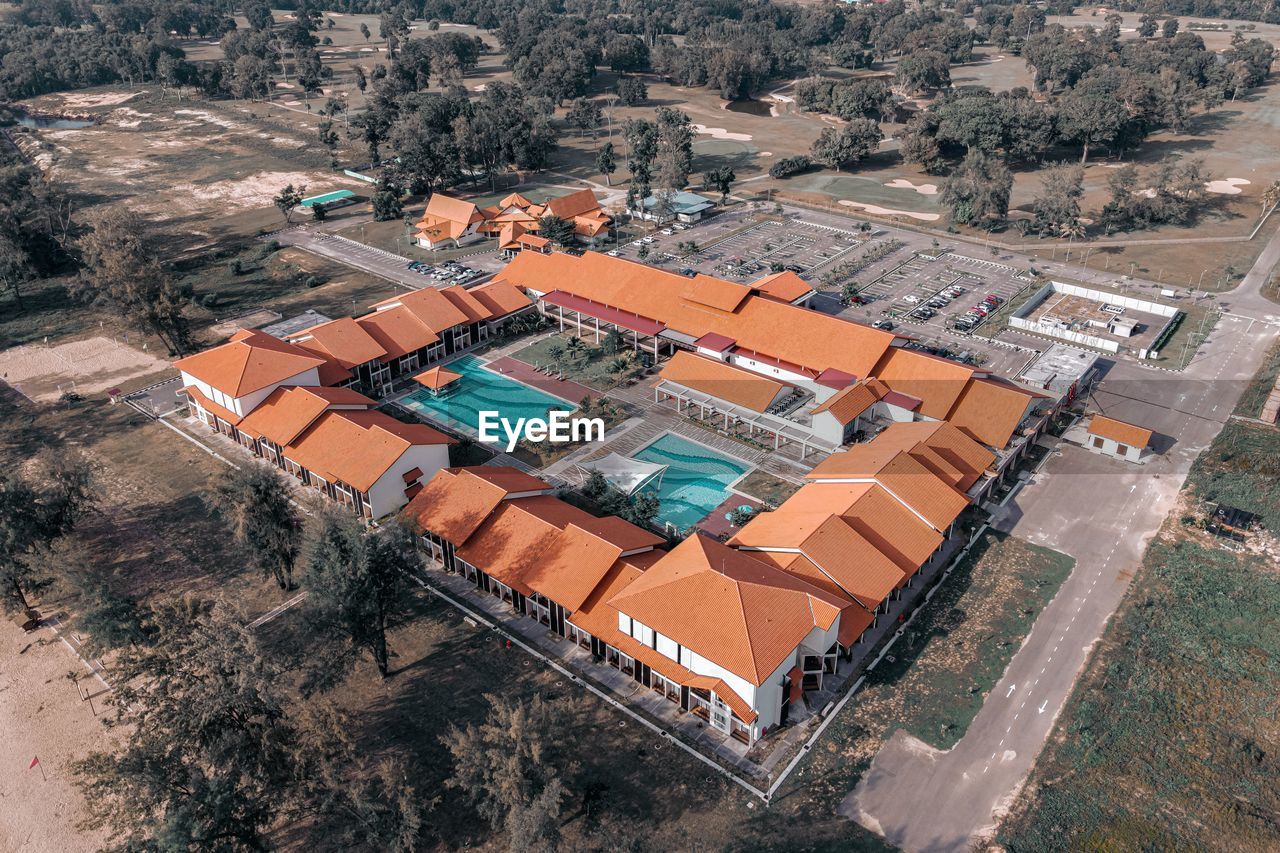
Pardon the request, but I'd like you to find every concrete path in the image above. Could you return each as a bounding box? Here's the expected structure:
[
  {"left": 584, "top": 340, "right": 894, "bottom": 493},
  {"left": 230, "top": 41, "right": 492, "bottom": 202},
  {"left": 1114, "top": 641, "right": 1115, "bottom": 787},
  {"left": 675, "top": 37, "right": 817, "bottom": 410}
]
[{"left": 840, "top": 220, "right": 1280, "bottom": 851}]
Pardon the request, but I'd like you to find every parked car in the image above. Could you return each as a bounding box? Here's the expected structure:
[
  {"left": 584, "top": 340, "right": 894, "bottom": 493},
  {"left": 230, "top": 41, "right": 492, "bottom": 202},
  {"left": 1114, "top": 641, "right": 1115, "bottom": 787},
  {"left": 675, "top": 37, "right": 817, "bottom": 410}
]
[
  {"left": 660, "top": 228, "right": 675, "bottom": 236},
  {"left": 631, "top": 240, "right": 644, "bottom": 246},
  {"left": 873, "top": 320, "right": 896, "bottom": 330},
  {"left": 903, "top": 295, "right": 921, "bottom": 304},
  {"left": 606, "top": 249, "right": 620, "bottom": 256}
]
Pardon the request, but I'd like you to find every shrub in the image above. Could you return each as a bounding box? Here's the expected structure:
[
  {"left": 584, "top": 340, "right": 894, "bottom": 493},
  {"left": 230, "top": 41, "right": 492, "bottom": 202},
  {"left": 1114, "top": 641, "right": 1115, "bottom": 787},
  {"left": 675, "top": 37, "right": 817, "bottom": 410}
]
[{"left": 768, "top": 155, "right": 813, "bottom": 179}]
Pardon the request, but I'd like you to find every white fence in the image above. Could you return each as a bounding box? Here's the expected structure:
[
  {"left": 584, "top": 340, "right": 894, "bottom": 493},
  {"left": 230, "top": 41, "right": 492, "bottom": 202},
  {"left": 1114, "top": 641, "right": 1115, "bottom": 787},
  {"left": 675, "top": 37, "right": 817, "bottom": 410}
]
[{"left": 1010, "top": 280, "right": 1178, "bottom": 354}]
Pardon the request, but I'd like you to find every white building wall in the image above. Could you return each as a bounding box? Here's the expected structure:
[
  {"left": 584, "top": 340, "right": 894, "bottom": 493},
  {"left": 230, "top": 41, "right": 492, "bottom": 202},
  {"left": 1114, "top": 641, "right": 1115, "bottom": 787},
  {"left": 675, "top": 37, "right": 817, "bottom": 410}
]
[
  {"left": 179, "top": 366, "right": 321, "bottom": 419},
  {"left": 364, "top": 443, "right": 451, "bottom": 518},
  {"left": 727, "top": 354, "right": 814, "bottom": 385},
  {"left": 1089, "top": 435, "right": 1144, "bottom": 463}
]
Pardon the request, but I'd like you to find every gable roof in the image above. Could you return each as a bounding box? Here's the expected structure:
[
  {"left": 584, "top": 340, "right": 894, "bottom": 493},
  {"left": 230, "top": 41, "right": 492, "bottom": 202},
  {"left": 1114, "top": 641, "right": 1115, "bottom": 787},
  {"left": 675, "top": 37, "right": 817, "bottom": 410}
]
[
  {"left": 174, "top": 329, "right": 326, "bottom": 397},
  {"left": 751, "top": 271, "right": 814, "bottom": 303},
  {"left": 413, "top": 366, "right": 462, "bottom": 390},
  {"left": 543, "top": 188, "right": 602, "bottom": 220},
  {"left": 291, "top": 317, "right": 387, "bottom": 369},
  {"left": 373, "top": 287, "right": 472, "bottom": 333},
  {"left": 811, "top": 380, "right": 886, "bottom": 425},
  {"left": 403, "top": 467, "right": 552, "bottom": 544},
  {"left": 500, "top": 251, "right": 901, "bottom": 381},
  {"left": 356, "top": 305, "right": 441, "bottom": 359},
  {"left": 423, "top": 193, "right": 483, "bottom": 225},
  {"left": 608, "top": 535, "right": 845, "bottom": 685},
  {"left": 809, "top": 421, "right": 995, "bottom": 491},
  {"left": 945, "top": 376, "right": 1040, "bottom": 448},
  {"left": 237, "top": 385, "right": 375, "bottom": 446},
  {"left": 284, "top": 410, "right": 452, "bottom": 493},
  {"left": 658, "top": 351, "right": 789, "bottom": 413},
  {"left": 1088, "top": 414, "right": 1153, "bottom": 448}
]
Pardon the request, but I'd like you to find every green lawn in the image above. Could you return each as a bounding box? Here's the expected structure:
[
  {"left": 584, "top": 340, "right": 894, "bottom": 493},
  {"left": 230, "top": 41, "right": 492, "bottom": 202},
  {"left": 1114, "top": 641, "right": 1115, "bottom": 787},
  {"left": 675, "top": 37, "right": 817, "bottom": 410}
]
[
  {"left": 1185, "top": 419, "right": 1280, "bottom": 532},
  {"left": 510, "top": 333, "right": 644, "bottom": 392}
]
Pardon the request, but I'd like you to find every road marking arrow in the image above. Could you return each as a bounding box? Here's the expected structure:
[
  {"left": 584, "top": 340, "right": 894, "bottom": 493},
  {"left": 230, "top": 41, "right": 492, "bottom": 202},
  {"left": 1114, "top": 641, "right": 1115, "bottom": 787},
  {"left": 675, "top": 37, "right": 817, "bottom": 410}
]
[
  {"left": 1006, "top": 684, "right": 1016, "bottom": 698},
  {"left": 1038, "top": 700, "right": 1048, "bottom": 714}
]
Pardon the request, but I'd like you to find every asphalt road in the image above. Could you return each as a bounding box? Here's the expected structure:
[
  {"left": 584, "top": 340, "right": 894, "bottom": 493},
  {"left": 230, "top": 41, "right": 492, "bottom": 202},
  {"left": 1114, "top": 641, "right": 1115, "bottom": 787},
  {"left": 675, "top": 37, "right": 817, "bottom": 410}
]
[{"left": 840, "top": 220, "right": 1280, "bottom": 852}]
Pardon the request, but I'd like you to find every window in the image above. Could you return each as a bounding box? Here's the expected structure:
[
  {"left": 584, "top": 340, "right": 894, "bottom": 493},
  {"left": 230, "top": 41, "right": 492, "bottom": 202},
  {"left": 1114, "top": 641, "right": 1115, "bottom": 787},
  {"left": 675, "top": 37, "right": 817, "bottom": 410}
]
[
  {"left": 1092, "top": 436, "right": 1105, "bottom": 449},
  {"left": 1116, "top": 443, "right": 1129, "bottom": 455}
]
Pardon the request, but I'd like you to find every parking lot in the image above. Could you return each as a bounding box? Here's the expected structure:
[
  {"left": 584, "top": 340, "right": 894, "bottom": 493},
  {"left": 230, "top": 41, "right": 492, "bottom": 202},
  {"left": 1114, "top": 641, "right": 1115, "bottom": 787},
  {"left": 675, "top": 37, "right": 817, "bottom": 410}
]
[{"left": 274, "top": 227, "right": 501, "bottom": 291}]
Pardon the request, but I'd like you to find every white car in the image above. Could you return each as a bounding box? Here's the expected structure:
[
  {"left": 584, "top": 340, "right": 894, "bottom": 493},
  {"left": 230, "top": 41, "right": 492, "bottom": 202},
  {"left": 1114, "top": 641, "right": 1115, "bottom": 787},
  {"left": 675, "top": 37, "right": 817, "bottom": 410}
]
[
  {"left": 642, "top": 236, "right": 656, "bottom": 244},
  {"left": 660, "top": 228, "right": 675, "bottom": 236},
  {"left": 631, "top": 240, "right": 644, "bottom": 247},
  {"left": 606, "top": 249, "right": 620, "bottom": 256},
  {"left": 903, "top": 295, "right": 921, "bottom": 304}
]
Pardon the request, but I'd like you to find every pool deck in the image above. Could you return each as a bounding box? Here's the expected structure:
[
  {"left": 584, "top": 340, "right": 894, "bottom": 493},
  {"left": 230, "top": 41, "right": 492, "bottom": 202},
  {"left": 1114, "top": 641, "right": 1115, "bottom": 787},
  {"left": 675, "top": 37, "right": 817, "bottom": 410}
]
[
  {"left": 485, "top": 355, "right": 598, "bottom": 406},
  {"left": 696, "top": 494, "right": 766, "bottom": 540}
]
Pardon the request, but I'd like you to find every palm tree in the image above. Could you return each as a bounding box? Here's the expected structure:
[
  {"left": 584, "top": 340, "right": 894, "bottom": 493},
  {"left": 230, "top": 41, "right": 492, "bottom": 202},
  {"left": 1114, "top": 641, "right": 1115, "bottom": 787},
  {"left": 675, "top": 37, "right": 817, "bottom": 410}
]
[
  {"left": 547, "top": 343, "right": 566, "bottom": 373},
  {"left": 565, "top": 336, "right": 587, "bottom": 360},
  {"left": 607, "top": 356, "right": 630, "bottom": 376},
  {"left": 1262, "top": 180, "right": 1280, "bottom": 216}
]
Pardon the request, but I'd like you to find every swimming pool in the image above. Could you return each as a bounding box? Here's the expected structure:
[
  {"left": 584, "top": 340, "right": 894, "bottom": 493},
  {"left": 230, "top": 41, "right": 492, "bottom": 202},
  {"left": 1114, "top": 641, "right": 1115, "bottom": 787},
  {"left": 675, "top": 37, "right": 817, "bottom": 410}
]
[
  {"left": 399, "top": 355, "right": 571, "bottom": 435},
  {"left": 632, "top": 433, "right": 751, "bottom": 532}
]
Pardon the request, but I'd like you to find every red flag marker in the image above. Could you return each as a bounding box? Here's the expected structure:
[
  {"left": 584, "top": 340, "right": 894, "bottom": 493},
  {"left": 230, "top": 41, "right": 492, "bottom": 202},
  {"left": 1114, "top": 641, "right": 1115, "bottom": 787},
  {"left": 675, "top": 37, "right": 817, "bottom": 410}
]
[
  {"left": 29, "top": 756, "right": 47, "bottom": 781},
  {"left": 28, "top": 756, "right": 39, "bottom": 769}
]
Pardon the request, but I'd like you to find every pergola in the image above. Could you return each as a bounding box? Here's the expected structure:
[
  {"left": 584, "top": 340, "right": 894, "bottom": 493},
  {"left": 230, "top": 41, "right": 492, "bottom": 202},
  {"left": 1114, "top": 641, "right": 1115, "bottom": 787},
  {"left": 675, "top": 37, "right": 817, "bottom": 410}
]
[
  {"left": 539, "top": 292, "right": 665, "bottom": 360},
  {"left": 653, "top": 379, "right": 838, "bottom": 460}
]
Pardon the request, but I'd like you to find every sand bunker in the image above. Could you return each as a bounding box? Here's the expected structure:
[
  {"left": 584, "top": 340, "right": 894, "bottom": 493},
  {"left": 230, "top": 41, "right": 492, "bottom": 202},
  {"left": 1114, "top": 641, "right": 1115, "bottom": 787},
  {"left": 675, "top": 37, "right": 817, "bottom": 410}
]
[
  {"left": 53, "top": 91, "right": 140, "bottom": 110},
  {"left": 0, "top": 336, "right": 172, "bottom": 402},
  {"left": 1205, "top": 178, "right": 1249, "bottom": 195},
  {"left": 173, "top": 108, "right": 240, "bottom": 130},
  {"left": 692, "top": 124, "right": 753, "bottom": 141},
  {"left": 838, "top": 199, "right": 940, "bottom": 221},
  {"left": 154, "top": 170, "right": 359, "bottom": 216},
  {"left": 884, "top": 178, "right": 939, "bottom": 196}
]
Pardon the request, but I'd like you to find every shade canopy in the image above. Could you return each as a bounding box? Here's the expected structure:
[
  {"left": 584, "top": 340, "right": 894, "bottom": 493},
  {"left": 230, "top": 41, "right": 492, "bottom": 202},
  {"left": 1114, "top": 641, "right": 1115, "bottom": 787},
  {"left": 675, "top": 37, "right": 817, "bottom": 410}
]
[{"left": 577, "top": 453, "right": 667, "bottom": 496}]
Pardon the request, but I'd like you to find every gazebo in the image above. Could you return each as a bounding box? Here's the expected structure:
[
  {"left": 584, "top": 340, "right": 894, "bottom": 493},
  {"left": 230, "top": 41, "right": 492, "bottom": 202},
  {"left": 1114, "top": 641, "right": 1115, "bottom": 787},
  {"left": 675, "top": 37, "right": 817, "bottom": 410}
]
[{"left": 413, "top": 366, "right": 463, "bottom": 398}]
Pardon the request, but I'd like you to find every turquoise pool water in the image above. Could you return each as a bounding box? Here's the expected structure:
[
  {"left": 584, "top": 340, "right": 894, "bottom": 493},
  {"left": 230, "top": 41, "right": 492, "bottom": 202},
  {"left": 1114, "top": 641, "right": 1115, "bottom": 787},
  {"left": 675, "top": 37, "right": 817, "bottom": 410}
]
[
  {"left": 399, "top": 355, "right": 570, "bottom": 434},
  {"left": 632, "top": 433, "right": 751, "bottom": 532}
]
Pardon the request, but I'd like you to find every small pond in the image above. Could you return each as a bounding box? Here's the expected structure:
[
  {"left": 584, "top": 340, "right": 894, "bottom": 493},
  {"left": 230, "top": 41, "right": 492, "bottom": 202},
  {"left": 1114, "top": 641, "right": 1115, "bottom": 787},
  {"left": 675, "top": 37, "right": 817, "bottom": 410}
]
[{"left": 725, "top": 99, "right": 772, "bottom": 117}]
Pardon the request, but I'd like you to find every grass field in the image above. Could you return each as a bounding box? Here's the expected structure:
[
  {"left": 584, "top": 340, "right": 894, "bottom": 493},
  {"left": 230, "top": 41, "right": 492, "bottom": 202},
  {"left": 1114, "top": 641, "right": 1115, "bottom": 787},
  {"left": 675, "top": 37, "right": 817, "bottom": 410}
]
[
  {"left": 510, "top": 333, "right": 641, "bottom": 392},
  {"left": 734, "top": 469, "right": 802, "bottom": 507},
  {"left": 765, "top": 532, "right": 1073, "bottom": 817},
  {"left": 1186, "top": 420, "right": 1280, "bottom": 532}
]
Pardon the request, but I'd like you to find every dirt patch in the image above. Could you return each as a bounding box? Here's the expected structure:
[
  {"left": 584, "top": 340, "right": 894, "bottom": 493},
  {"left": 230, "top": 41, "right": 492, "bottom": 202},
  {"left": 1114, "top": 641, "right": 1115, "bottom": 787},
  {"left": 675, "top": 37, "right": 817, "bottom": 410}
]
[
  {"left": 0, "top": 337, "right": 172, "bottom": 402},
  {"left": 0, "top": 620, "right": 124, "bottom": 853}
]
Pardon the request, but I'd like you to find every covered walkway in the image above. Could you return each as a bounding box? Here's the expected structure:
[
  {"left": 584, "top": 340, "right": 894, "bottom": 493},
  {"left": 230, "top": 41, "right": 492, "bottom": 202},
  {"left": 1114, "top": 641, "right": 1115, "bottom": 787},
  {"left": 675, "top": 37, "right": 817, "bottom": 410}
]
[{"left": 654, "top": 379, "right": 839, "bottom": 460}]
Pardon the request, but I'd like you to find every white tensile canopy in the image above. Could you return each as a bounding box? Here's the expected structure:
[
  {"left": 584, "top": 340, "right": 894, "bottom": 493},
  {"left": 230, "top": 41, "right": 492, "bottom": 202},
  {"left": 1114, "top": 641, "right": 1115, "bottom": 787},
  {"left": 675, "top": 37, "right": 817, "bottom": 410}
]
[{"left": 576, "top": 453, "right": 667, "bottom": 496}]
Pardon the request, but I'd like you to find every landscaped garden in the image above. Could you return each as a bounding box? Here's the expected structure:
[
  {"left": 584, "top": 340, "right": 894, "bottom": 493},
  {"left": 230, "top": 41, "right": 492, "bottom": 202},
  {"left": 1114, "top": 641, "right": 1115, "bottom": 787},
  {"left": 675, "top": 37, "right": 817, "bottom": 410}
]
[{"left": 511, "top": 331, "right": 651, "bottom": 392}]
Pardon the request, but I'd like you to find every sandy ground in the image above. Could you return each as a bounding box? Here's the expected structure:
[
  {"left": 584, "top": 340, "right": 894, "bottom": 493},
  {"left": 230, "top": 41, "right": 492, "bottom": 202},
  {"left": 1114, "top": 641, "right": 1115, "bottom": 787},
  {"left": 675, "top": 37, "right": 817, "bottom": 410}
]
[
  {"left": 838, "top": 199, "right": 941, "bottom": 221},
  {"left": 693, "top": 123, "right": 753, "bottom": 141},
  {"left": 885, "top": 178, "right": 939, "bottom": 196},
  {"left": 0, "top": 337, "right": 172, "bottom": 402},
  {"left": 0, "top": 620, "right": 119, "bottom": 852}
]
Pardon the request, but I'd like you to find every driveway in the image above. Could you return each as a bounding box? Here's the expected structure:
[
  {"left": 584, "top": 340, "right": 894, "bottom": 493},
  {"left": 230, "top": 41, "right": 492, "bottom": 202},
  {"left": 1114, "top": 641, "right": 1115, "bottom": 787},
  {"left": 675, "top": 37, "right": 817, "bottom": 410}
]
[{"left": 840, "top": 220, "right": 1280, "bottom": 852}]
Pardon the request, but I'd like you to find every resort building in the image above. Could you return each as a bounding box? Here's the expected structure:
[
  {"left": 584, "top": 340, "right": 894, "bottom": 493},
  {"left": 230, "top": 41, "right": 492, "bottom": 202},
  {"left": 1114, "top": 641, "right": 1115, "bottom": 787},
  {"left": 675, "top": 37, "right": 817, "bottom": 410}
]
[
  {"left": 415, "top": 189, "right": 612, "bottom": 251},
  {"left": 174, "top": 348, "right": 454, "bottom": 518},
  {"left": 1085, "top": 414, "right": 1153, "bottom": 463},
  {"left": 415, "top": 194, "right": 487, "bottom": 249},
  {"left": 495, "top": 251, "right": 1046, "bottom": 455}
]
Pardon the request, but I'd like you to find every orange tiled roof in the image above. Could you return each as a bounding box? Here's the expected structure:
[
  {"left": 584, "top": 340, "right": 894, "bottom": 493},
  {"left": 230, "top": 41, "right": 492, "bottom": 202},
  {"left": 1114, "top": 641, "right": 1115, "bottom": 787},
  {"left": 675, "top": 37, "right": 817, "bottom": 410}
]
[
  {"left": 174, "top": 329, "right": 326, "bottom": 397},
  {"left": 500, "top": 252, "right": 899, "bottom": 381},
  {"left": 356, "top": 305, "right": 441, "bottom": 360},
  {"left": 945, "top": 376, "right": 1040, "bottom": 448},
  {"left": 237, "top": 385, "right": 375, "bottom": 446},
  {"left": 683, "top": 276, "right": 752, "bottom": 312},
  {"left": 285, "top": 410, "right": 452, "bottom": 493},
  {"left": 468, "top": 280, "right": 533, "bottom": 319},
  {"left": 1087, "top": 414, "right": 1152, "bottom": 448},
  {"left": 419, "top": 193, "right": 483, "bottom": 230},
  {"left": 871, "top": 347, "right": 975, "bottom": 420},
  {"left": 543, "top": 188, "right": 603, "bottom": 220},
  {"left": 608, "top": 535, "right": 845, "bottom": 686},
  {"left": 751, "top": 271, "right": 813, "bottom": 303},
  {"left": 500, "top": 191, "right": 536, "bottom": 209},
  {"left": 413, "top": 366, "right": 461, "bottom": 390},
  {"left": 811, "top": 380, "right": 886, "bottom": 425},
  {"left": 809, "top": 421, "right": 995, "bottom": 491},
  {"left": 658, "top": 351, "right": 789, "bottom": 413},
  {"left": 372, "top": 288, "right": 472, "bottom": 334},
  {"left": 291, "top": 317, "right": 387, "bottom": 369},
  {"left": 403, "top": 467, "right": 552, "bottom": 543}
]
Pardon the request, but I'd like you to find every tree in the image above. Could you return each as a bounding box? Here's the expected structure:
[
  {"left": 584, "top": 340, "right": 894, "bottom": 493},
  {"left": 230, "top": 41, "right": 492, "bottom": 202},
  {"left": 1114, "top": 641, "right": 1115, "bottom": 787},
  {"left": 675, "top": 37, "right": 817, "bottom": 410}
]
[
  {"left": 1162, "top": 17, "right": 1179, "bottom": 38},
  {"left": 616, "top": 75, "right": 647, "bottom": 106},
  {"left": 274, "top": 182, "right": 304, "bottom": 223},
  {"left": 72, "top": 210, "right": 193, "bottom": 355},
  {"left": 605, "top": 34, "right": 649, "bottom": 72},
  {"left": 1138, "top": 14, "right": 1158, "bottom": 38},
  {"left": 702, "top": 166, "right": 735, "bottom": 204},
  {"left": 49, "top": 538, "right": 150, "bottom": 655},
  {"left": 372, "top": 185, "right": 403, "bottom": 221},
  {"left": 653, "top": 107, "right": 694, "bottom": 190},
  {"left": 1032, "top": 164, "right": 1085, "bottom": 237},
  {"left": 302, "top": 514, "right": 417, "bottom": 686},
  {"left": 73, "top": 602, "right": 422, "bottom": 850},
  {"left": 0, "top": 232, "right": 35, "bottom": 311},
  {"left": 595, "top": 142, "right": 617, "bottom": 187},
  {"left": 810, "top": 119, "right": 883, "bottom": 171},
  {"left": 1057, "top": 78, "right": 1137, "bottom": 164},
  {"left": 941, "top": 150, "right": 1013, "bottom": 228},
  {"left": 206, "top": 465, "right": 301, "bottom": 590},
  {"left": 565, "top": 97, "right": 603, "bottom": 138},
  {"left": 894, "top": 50, "right": 950, "bottom": 96},
  {"left": 360, "top": 22, "right": 371, "bottom": 42},
  {"left": 442, "top": 695, "right": 570, "bottom": 853},
  {"left": 0, "top": 452, "right": 94, "bottom": 613},
  {"left": 538, "top": 214, "right": 576, "bottom": 246}
]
